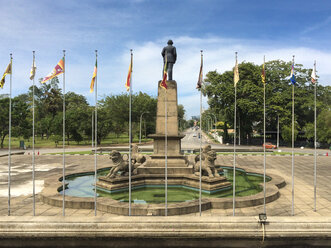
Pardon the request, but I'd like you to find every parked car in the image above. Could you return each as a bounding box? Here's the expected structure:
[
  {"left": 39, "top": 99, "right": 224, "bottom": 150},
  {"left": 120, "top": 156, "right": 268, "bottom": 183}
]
[
  {"left": 193, "top": 133, "right": 197, "bottom": 137},
  {"left": 263, "top": 142, "right": 277, "bottom": 149}
]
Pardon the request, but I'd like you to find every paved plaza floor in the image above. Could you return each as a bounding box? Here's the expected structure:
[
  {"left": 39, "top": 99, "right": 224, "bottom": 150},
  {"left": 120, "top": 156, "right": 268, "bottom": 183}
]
[{"left": 0, "top": 154, "right": 330, "bottom": 217}]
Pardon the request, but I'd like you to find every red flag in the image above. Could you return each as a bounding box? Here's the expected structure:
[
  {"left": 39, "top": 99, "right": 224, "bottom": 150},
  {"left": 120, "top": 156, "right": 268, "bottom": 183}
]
[
  {"left": 125, "top": 55, "right": 132, "bottom": 91},
  {"left": 42, "top": 57, "right": 64, "bottom": 83}
]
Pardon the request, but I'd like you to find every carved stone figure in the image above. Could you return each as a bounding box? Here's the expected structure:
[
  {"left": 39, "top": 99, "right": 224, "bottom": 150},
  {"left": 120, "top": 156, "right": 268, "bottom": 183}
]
[
  {"left": 194, "top": 145, "right": 212, "bottom": 164},
  {"left": 106, "top": 147, "right": 146, "bottom": 178},
  {"left": 131, "top": 144, "right": 146, "bottom": 166},
  {"left": 161, "top": 40, "right": 177, "bottom": 80},
  {"left": 106, "top": 150, "right": 129, "bottom": 178},
  {"left": 194, "top": 146, "right": 221, "bottom": 178},
  {"left": 131, "top": 144, "right": 146, "bottom": 174}
]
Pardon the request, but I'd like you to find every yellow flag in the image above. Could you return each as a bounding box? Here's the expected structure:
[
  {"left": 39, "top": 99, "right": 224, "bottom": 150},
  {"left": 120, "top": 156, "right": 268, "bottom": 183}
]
[
  {"left": 30, "top": 60, "right": 36, "bottom": 80},
  {"left": 234, "top": 60, "right": 239, "bottom": 86},
  {"left": 0, "top": 61, "right": 12, "bottom": 88},
  {"left": 261, "top": 62, "right": 266, "bottom": 84},
  {"left": 90, "top": 59, "right": 97, "bottom": 93}
]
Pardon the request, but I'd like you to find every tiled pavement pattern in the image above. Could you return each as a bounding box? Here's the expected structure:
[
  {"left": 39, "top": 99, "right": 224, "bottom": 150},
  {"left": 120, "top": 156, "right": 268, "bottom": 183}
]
[{"left": 0, "top": 155, "right": 329, "bottom": 217}]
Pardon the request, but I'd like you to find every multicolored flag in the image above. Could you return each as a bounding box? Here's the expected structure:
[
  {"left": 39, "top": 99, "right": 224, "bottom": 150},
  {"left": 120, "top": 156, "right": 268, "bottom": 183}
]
[
  {"left": 290, "top": 63, "right": 296, "bottom": 85},
  {"left": 311, "top": 63, "right": 317, "bottom": 84},
  {"left": 125, "top": 55, "right": 132, "bottom": 91},
  {"left": 41, "top": 57, "right": 64, "bottom": 84},
  {"left": 196, "top": 53, "right": 203, "bottom": 89},
  {"left": 234, "top": 59, "right": 239, "bottom": 87},
  {"left": 30, "top": 60, "right": 36, "bottom": 80},
  {"left": 90, "top": 59, "right": 97, "bottom": 93},
  {"left": 0, "top": 61, "right": 12, "bottom": 88},
  {"left": 261, "top": 62, "right": 266, "bottom": 84},
  {"left": 160, "top": 54, "right": 168, "bottom": 90}
]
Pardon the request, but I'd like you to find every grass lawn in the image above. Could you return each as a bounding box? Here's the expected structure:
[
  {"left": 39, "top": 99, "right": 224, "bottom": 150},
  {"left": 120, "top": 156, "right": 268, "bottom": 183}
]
[{"left": 1, "top": 133, "right": 152, "bottom": 149}]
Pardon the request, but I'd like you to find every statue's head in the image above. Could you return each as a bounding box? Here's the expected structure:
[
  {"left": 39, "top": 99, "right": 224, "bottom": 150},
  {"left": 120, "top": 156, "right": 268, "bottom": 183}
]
[
  {"left": 110, "top": 150, "right": 122, "bottom": 164},
  {"left": 167, "top": 39, "right": 173, "bottom": 45},
  {"left": 203, "top": 145, "right": 212, "bottom": 153},
  {"left": 206, "top": 150, "right": 217, "bottom": 162}
]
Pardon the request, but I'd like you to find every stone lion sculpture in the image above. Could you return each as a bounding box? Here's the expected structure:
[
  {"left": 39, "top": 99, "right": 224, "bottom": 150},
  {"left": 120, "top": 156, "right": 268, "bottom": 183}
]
[
  {"left": 131, "top": 144, "right": 146, "bottom": 165},
  {"left": 106, "top": 145, "right": 146, "bottom": 178},
  {"left": 194, "top": 144, "right": 212, "bottom": 164},
  {"left": 106, "top": 150, "right": 129, "bottom": 178},
  {"left": 131, "top": 144, "right": 146, "bottom": 174},
  {"left": 194, "top": 145, "right": 221, "bottom": 178}
]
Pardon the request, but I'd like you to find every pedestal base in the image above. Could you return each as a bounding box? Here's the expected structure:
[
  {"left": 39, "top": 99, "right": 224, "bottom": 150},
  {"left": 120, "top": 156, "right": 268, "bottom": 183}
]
[
  {"left": 96, "top": 174, "right": 231, "bottom": 193},
  {"left": 148, "top": 134, "right": 184, "bottom": 155}
]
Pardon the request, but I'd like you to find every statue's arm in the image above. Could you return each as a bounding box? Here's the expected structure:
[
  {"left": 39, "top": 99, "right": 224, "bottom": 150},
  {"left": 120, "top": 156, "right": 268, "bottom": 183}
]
[
  {"left": 174, "top": 47, "right": 177, "bottom": 63},
  {"left": 161, "top": 48, "right": 165, "bottom": 58}
]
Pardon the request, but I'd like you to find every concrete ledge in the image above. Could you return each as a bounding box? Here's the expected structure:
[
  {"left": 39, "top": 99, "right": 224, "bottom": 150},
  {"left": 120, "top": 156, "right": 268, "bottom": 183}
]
[{"left": 0, "top": 216, "right": 330, "bottom": 247}]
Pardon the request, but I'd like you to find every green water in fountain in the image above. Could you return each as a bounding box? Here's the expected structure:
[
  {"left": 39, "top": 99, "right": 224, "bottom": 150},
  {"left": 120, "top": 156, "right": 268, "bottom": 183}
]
[{"left": 61, "top": 167, "right": 271, "bottom": 203}]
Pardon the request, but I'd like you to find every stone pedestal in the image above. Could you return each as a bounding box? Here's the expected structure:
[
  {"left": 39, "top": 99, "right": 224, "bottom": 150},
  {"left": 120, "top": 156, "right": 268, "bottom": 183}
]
[{"left": 142, "top": 80, "right": 190, "bottom": 175}]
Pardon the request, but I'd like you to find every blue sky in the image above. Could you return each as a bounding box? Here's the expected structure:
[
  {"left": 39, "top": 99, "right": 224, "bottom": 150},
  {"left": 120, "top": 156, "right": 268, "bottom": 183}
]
[{"left": 1, "top": 0, "right": 330, "bottom": 118}]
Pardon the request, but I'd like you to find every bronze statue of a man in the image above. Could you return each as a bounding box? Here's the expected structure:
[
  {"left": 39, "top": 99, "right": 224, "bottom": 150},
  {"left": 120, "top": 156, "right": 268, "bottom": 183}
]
[{"left": 161, "top": 40, "right": 177, "bottom": 80}]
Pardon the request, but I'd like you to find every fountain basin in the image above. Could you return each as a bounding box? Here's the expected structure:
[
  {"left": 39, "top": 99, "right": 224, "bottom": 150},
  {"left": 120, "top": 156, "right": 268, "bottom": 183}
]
[{"left": 40, "top": 166, "right": 285, "bottom": 215}]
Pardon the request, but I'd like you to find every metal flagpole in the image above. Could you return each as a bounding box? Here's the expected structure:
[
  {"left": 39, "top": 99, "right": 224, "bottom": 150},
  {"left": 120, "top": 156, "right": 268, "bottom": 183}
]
[
  {"left": 238, "top": 115, "right": 240, "bottom": 146},
  {"left": 32, "top": 51, "right": 36, "bottom": 216},
  {"left": 291, "top": 55, "right": 295, "bottom": 216},
  {"left": 199, "top": 50, "right": 203, "bottom": 216},
  {"left": 233, "top": 52, "right": 237, "bottom": 216},
  {"left": 62, "top": 50, "right": 66, "bottom": 216},
  {"left": 94, "top": 50, "right": 98, "bottom": 216},
  {"left": 129, "top": 49, "right": 133, "bottom": 216},
  {"left": 263, "top": 55, "right": 266, "bottom": 214},
  {"left": 314, "top": 60, "right": 317, "bottom": 212},
  {"left": 92, "top": 110, "right": 94, "bottom": 149},
  {"left": 8, "top": 53, "right": 12, "bottom": 216},
  {"left": 165, "top": 86, "right": 168, "bottom": 216},
  {"left": 139, "top": 114, "right": 142, "bottom": 144},
  {"left": 199, "top": 89, "right": 202, "bottom": 216},
  {"left": 277, "top": 114, "right": 279, "bottom": 149}
]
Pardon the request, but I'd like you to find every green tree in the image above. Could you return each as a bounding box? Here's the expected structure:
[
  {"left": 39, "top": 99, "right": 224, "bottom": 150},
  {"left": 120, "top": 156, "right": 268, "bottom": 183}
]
[
  {"left": 51, "top": 92, "right": 90, "bottom": 145},
  {"left": 28, "top": 77, "right": 63, "bottom": 139},
  {"left": 205, "top": 62, "right": 263, "bottom": 142},
  {"left": 317, "top": 109, "right": 331, "bottom": 144},
  {"left": 0, "top": 96, "right": 31, "bottom": 148},
  {"left": 102, "top": 92, "right": 157, "bottom": 141},
  {"left": 178, "top": 104, "right": 187, "bottom": 131},
  {"left": 204, "top": 60, "right": 330, "bottom": 146}
]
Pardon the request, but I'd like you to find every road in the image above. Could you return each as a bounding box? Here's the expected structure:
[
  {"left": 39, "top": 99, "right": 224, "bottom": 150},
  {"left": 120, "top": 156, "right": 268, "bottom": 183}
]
[
  {"left": 182, "top": 128, "right": 329, "bottom": 155},
  {"left": 181, "top": 128, "right": 210, "bottom": 149}
]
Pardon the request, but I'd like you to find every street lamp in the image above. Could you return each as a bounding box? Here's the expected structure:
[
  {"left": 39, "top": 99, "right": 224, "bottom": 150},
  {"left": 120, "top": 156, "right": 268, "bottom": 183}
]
[
  {"left": 139, "top": 112, "right": 149, "bottom": 144},
  {"left": 206, "top": 116, "right": 212, "bottom": 132},
  {"left": 209, "top": 113, "right": 217, "bottom": 130}
]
